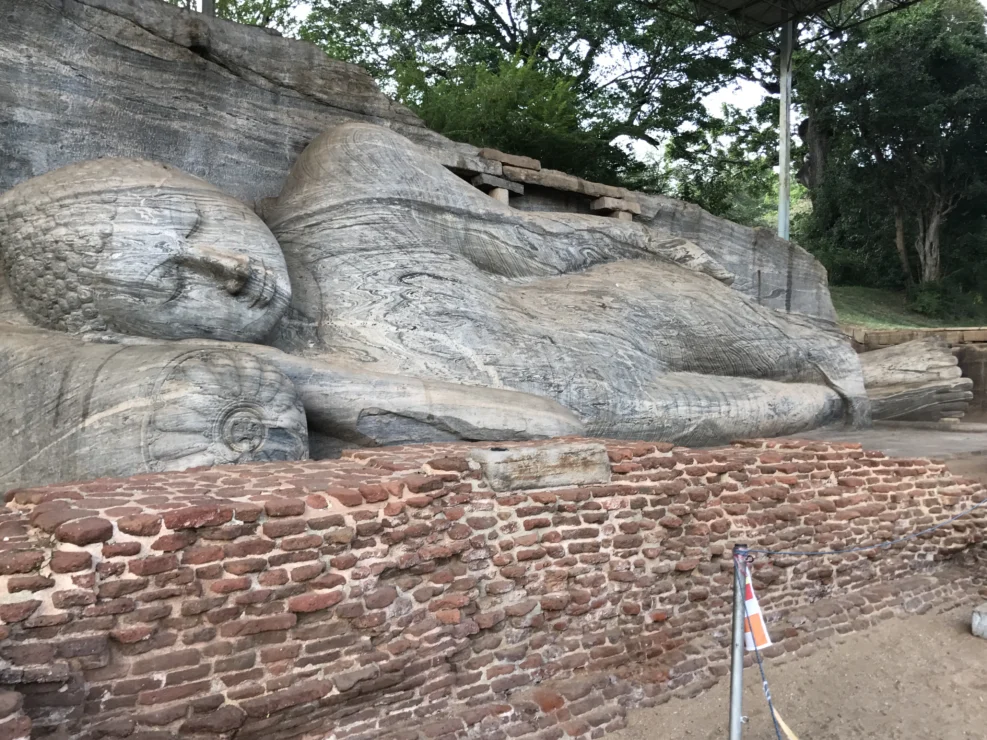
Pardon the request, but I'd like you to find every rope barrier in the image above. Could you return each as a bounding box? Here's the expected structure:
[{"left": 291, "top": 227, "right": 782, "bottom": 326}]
[
  {"left": 737, "top": 553, "right": 784, "bottom": 740},
  {"left": 727, "top": 488, "right": 987, "bottom": 737},
  {"left": 744, "top": 494, "right": 987, "bottom": 558}
]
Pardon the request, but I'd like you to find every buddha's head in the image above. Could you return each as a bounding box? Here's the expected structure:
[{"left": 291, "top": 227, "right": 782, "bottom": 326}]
[{"left": 0, "top": 159, "right": 291, "bottom": 341}]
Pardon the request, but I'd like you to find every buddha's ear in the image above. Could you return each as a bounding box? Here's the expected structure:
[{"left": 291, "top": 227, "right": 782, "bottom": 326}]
[{"left": 647, "top": 235, "right": 735, "bottom": 285}]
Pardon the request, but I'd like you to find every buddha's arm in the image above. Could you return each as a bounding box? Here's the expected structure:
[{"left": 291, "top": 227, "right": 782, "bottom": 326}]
[
  {"left": 273, "top": 350, "right": 586, "bottom": 447},
  {"left": 87, "top": 334, "right": 585, "bottom": 447}
]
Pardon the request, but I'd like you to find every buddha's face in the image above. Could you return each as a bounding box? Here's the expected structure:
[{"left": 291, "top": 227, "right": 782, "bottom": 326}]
[{"left": 0, "top": 159, "right": 291, "bottom": 341}]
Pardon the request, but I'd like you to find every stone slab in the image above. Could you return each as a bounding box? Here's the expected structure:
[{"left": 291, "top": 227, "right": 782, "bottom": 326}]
[
  {"left": 502, "top": 166, "right": 628, "bottom": 200},
  {"left": 590, "top": 196, "right": 642, "bottom": 215},
  {"left": 478, "top": 148, "right": 541, "bottom": 171},
  {"left": 469, "top": 442, "right": 611, "bottom": 492},
  {"left": 848, "top": 327, "right": 987, "bottom": 351},
  {"left": 785, "top": 426, "right": 987, "bottom": 460},
  {"left": 436, "top": 149, "right": 504, "bottom": 178},
  {"left": 471, "top": 173, "right": 524, "bottom": 195}
]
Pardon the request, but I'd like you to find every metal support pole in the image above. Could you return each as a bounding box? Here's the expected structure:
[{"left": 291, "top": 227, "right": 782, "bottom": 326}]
[
  {"left": 729, "top": 543, "right": 748, "bottom": 740},
  {"left": 777, "top": 21, "right": 793, "bottom": 240},
  {"left": 202, "top": 0, "right": 216, "bottom": 16}
]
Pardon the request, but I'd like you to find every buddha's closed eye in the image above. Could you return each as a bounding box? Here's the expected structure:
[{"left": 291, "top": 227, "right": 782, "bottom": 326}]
[
  {"left": 172, "top": 246, "right": 278, "bottom": 309},
  {"left": 177, "top": 246, "right": 251, "bottom": 294}
]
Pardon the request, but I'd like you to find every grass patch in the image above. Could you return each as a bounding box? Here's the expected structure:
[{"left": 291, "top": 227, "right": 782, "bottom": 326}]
[{"left": 831, "top": 286, "right": 985, "bottom": 329}]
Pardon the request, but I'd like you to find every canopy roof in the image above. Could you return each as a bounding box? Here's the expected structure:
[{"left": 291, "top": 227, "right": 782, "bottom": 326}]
[
  {"left": 697, "top": 0, "right": 842, "bottom": 32},
  {"left": 675, "top": 0, "right": 924, "bottom": 39}
]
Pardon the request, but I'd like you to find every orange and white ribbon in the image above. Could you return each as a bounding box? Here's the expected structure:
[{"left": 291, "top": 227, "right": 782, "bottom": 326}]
[{"left": 743, "top": 571, "right": 772, "bottom": 652}]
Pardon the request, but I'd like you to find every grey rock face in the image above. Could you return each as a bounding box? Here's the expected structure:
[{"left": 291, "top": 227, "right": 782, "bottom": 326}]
[
  {"left": 0, "top": 325, "right": 308, "bottom": 493},
  {"left": 0, "top": 159, "right": 309, "bottom": 490},
  {"left": 0, "top": 0, "right": 442, "bottom": 204},
  {"left": 0, "top": 122, "right": 868, "bottom": 492},
  {"left": 266, "top": 123, "right": 869, "bottom": 446},
  {"left": 0, "top": 150, "right": 582, "bottom": 491},
  {"left": 3, "top": 0, "right": 835, "bottom": 326},
  {"left": 510, "top": 189, "right": 837, "bottom": 321},
  {"left": 637, "top": 195, "right": 839, "bottom": 322}
]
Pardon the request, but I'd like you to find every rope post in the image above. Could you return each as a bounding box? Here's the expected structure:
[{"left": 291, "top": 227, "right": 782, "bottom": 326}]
[{"left": 729, "top": 543, "right": 748, "bottom": 740}]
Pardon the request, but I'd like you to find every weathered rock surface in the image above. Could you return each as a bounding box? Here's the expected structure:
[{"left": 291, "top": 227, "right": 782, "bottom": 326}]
[
  {"left": 0, "top": 325, "right": 309, "bottom": 493},
  {"left": 0, "top": 0, "right": 871, "bottom": 490},
  {"left": 0, "top": 122, "right": 869, "bottom": 490},
  {"left": 470, "top": 443, "right": 612, "bottom": 492},
  {"left": 265, "top": 123, "right": 869, "bottom": 445},
  {"left": 0, "top": 0, "right": 455, "bottom": 204},
  {"left": 2, "top": 0, "right": 837, "bottom": 324},
  {"left": 0, "top": 157, "right": 292, "bottom": 340},
  {"left": 860, "top": 337, "right": 974, "bottom": 421},
  {"left": 637, "top": 195, "right": 838, "bottom": 322},
  {"left": 0, "top": 153, "right": 582, "bottom": 491},
  {"left": 510, "top": 189, "right": 838, "bottom": 321}
]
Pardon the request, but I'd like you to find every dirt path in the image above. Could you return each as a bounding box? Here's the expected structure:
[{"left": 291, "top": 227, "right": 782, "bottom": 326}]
[
  {"left": 945, "top": 454, "right": 987, "bottom": 486},
  {"left": 610, "top": 610, "right": 987, "bottom": 740}
]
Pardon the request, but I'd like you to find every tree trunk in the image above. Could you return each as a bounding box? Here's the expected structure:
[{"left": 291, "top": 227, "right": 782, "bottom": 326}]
[
  {"left": 893, "top": 205, "right": 914, "bottom": 285},
  {"left": 796, "top": 113, "right": 829, "bottom": 193},
  {"left": 914, "top": 202, "right": 943, "bottom": 283}
]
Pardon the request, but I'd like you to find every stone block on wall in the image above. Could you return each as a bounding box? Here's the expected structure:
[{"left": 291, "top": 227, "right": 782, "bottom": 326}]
[{"left": 958, "top": 344, "right": 987, "bottom": 414}]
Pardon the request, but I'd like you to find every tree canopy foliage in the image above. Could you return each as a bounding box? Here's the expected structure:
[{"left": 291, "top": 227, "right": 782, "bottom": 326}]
[
  {"left": 165, "top": 0, "right": 304, "bottom": 32},
  {"left": 300, "top": 0, "right": 759, "bottom": 182},
  {"left": 801, "top": 0, "right": 987, "bottom": 283}
]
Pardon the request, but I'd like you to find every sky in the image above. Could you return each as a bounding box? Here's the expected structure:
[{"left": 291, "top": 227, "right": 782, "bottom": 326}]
[{"left": 704, "top": 78, "right": 765, "bottom": 116}]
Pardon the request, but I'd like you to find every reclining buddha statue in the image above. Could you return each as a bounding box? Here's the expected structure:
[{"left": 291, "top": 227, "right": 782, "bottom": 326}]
[{"left": 0, "top": 121, "right": 871, "bottom": 492}]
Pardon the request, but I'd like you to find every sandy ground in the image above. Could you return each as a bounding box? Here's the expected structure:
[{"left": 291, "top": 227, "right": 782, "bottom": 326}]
[
  {"left": 611, "top": 453, "right": 987, "bottom": 740},
  {"left": 610, "top": 610, "right": 987, "bottom": 740},
  {"left": 945, "top": 454, "right": 987, "bottom": 486}
]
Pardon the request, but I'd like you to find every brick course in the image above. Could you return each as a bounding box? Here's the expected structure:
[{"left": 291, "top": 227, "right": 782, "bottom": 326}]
[{"left": 1, "top": 437, "right": 986, "bottom": 739}]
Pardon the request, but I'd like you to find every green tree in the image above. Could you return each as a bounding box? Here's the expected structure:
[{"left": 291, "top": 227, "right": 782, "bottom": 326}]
[
  {"left": 163, "top": 0, "right": 303, "bottom": 33},
  {"left": 395, "top": 53, "right": 640, "bottom": 183},
  {"left": 662, "top": 98, "right": 780, "bottom": 227},
  {"left": 800, "top": 0, "right": 987, "bottom": 286},
  {"left": 300, "top": 0, "right": 762, "bottom": 180}
]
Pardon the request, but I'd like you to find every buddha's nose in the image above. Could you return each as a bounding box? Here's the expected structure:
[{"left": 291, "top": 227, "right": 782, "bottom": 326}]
[{"left": 179, "top": 246, "right": 252, "bottom": 295}]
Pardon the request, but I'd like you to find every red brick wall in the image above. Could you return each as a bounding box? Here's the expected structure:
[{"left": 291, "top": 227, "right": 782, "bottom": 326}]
[{"left": 1, "top": 438, "right": 985, "bottom": 739}]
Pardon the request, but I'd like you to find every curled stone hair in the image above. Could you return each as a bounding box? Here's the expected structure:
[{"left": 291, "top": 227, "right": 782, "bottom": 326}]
[{"left": 0, "top": 176, "right": 115, "bottom": 333}]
